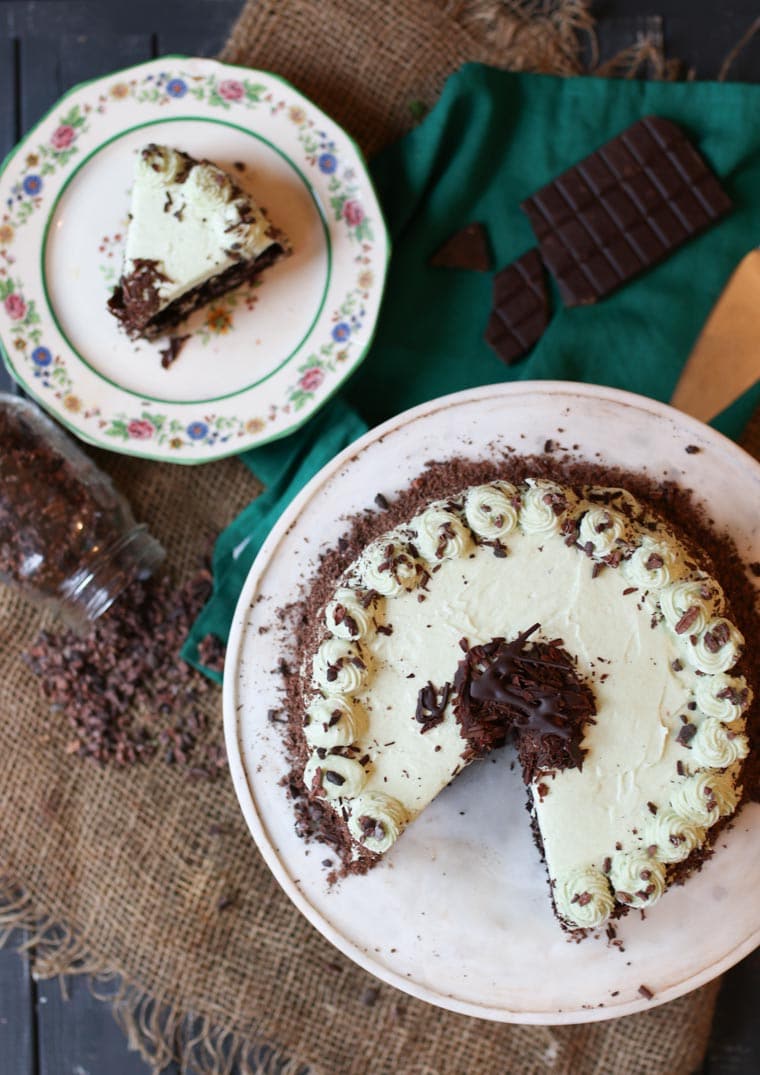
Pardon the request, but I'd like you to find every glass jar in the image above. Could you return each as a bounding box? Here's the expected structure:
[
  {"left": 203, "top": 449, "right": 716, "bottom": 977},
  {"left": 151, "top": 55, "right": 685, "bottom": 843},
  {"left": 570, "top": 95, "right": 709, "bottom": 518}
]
[{"left": 0, "top": 393, "right": 165, "bottom": 630}]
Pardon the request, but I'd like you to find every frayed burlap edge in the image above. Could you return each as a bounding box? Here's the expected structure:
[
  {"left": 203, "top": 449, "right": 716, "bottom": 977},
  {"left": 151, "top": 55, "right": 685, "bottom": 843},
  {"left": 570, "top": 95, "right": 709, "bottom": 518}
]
[{"left": 0, "top": 878, "right": 306, "bottom": 1075}]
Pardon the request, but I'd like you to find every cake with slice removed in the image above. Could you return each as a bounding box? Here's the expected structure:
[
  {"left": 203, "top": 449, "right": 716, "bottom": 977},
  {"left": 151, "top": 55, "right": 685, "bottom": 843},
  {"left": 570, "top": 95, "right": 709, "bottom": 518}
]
[
  {"left": 108, "top": 144, "right": 289, "bottom": 340},
  {"left": 286, "top": 471, "right": 756, "bottom": 933}
]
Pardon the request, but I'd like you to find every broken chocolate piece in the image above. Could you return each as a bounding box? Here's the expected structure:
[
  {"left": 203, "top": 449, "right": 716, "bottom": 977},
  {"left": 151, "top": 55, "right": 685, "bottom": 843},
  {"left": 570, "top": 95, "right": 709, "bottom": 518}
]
[
  {"left": 484, "top": 248, "right": 550, "bottom": 365},
  {"left": 521, "top": 116, "right": 732, "bottom": 307},
  {"left": 429, "top": 222, "right": 492, "bottom": 271}
]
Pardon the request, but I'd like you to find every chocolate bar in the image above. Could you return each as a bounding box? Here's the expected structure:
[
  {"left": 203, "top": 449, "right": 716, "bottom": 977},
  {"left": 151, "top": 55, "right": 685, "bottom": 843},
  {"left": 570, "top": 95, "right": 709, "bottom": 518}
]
[
  {"left": 484, "top": 248, "right": 550, "bottom": 365},
  {"left": 521, "top": 116, "right": 732, "bottom": 307}
]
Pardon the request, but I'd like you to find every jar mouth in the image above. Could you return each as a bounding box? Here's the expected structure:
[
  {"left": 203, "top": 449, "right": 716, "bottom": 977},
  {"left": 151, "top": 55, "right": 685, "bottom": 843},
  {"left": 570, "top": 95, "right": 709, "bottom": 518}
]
[{"left": 58, "top": 524, "right": 165, "bottom": 629}]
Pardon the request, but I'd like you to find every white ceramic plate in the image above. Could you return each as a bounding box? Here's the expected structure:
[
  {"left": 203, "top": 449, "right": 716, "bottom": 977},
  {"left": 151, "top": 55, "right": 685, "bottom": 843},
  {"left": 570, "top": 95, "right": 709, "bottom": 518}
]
[
  {"left": 224, "top": 381, "right": 760, "bottom": 1023},
  {"left": 0, "top": 57, "right": 388, "bottom": 463}
]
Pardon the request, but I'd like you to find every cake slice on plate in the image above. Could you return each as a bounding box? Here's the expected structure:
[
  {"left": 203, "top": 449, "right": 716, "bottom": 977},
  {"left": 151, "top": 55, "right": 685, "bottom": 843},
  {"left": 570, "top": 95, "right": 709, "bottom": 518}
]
[{"left": 108, "top": 144, "right": 289, "bottom": 340}]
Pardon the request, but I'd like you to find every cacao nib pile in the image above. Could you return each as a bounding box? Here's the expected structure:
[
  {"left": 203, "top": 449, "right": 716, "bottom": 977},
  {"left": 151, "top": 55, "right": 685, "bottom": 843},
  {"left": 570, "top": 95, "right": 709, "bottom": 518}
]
[{"left": 24, "top": 568, "right": 227, "bottom": 777}]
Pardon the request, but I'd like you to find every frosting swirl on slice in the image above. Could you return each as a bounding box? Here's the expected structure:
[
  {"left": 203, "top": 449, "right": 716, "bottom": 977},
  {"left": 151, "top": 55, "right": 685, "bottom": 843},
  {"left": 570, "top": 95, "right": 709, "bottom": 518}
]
[
  {"left": 623, "top": 537, "right": 677, "bottom": 590},
  {"left": 554, "top": 865, "right": 615, "bottom": 928},
  {"left": 348, "top": 792, "right": 408, "bottom": 853},
  {"left": 660, "top": 579, "right": 715, "bottom": 636},
  {"left": 608, "top": 850, "right": 666, "bottom": 909},
  {"left": 578, "top": 507, "right": 627, "bottom": 557},
  {"left": 358, "top": 540, "right": 419, "bottom": 596}
]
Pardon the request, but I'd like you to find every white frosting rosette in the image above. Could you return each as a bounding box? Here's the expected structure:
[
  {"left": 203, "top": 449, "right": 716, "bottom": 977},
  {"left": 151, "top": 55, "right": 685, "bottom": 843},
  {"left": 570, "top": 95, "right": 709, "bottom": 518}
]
[
  {"left": 411, "top": 504, "right": 473, "bottom": 562},
  {"left": 303, "top": 753, "right": 367, "bottom": 800},
  {"left": 464, "top": 482, "right": 520, "bottom": 540},
  {"left": 622, "top": 537, "right": 678, "bottom": 590},
  {"left": 348, "top": 792, "right": 408, "bottom": 853},
  {"left": 642, "top": 808, "right": 705, "bottom": 864},
  {"left": 304, "top": 696, "right": 367, "bottom": 749},
  {"left": 358, "top": 539, "right": 419, "bottom": 597},
  {"left": 578, "top": 506, "right": 627, "bottom": 557},
  {"left": 695, "top": 673, "right": 752, "bottom": 723},
  {"left": 692, "top": 619, "right": 744, "bottom": 674},
  {"left": 519, "top": 480, "right": 571, "bottom": 536},
  {"left": 669, "top": 770, "right": 739, "bottom": 827},
  {"left": 659, "top": 578, "right": 716, "bottom": 636},
  {"left": 608, "top": 850, "right": 666, "bottom": 909},
  {"left": 325, "top": 587, "right": 376, "bottom": 640},
  {"left": 312, "top": 637, "right": 368, "bottom": 695},
  {"left": 554, "top": 865, "right": 615, "bottom": 928},
  {"left": 690, "top": 717, "right": 749, "bottom": 769}
]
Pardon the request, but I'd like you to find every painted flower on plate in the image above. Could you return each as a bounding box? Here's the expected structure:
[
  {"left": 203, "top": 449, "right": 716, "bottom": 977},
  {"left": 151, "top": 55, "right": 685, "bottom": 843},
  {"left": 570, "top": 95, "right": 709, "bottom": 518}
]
[
  {"left": 63, "top": 394, "right": 81, "bottom": 413},
  {"left": 218, "top": 79, "right": 244, "bottom": 101},
  {"left": 4, "top": 293, "right": 26, "bottom": 320},
  {"left": 299, "top": 367, "right": 324, "bottom": 393},
  {"left": 50, "top": 125, "right": 76, "bottom": 150},
  {"left": 343, "top": 199, "right": 364, "bottom": 227},
  {"left": 31, "top": 346, "right": 52, "bottom": 367},
  {"left": 245, "top": 417, "right": 266, "bottom": 434},
  {"left": 166, "top": 78, "right": 187, "bottom": 98},
  {"left": 187, "top": 421, "right": 209, "bottom": 440},
  {"left": 127, "top": 419, "right": 154, "bottom": 439},
  {"left": 110, "top": 82, "right": 130, "bottom": 99},
  {"left": 22, "top": 175, "right": 42, "bottom": 196},
  {"left": 206, "top": 306, "right": 233, "bottom": 334},
  {"left": 0, "top": 224, "right": 14, "bottom": 245},
  {"left": 331, "top": 322, "right": 351, "bottom": 343},
  {"left": 318, "top": 152, "right": 337, "bottom": 174}
]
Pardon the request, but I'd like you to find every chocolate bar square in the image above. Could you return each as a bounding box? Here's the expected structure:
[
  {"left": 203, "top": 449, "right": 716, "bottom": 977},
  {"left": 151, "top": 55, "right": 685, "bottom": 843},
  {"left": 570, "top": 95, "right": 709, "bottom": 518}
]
[
  {"left": 521, "top": 116, "right": 732, "bottom": 307},
  {"left": 484, "top": 248, "right": 550, "bottom": 365}
]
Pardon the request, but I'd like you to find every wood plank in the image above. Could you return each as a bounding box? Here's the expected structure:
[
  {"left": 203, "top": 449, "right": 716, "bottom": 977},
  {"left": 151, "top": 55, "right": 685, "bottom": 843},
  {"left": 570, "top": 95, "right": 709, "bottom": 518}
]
[
  {"left": 36, "top": 971, "right": 181, "bottom": 1075},
  {"left": 0, "top": 930, "right": 36, "bottom": 1075}
]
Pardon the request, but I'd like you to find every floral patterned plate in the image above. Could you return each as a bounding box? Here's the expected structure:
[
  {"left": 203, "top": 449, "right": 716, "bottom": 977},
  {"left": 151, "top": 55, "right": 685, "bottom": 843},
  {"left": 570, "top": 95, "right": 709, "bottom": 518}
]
[{"left": 0, "top": 56, "right": 389, "bottom": 462}]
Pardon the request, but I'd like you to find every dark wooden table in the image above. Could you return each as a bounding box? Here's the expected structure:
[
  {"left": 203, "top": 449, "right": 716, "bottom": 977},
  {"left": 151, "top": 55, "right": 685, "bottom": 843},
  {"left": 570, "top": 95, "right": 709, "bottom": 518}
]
[{"left": 0, "top": 1, "right": 758, "bottom": 1072}]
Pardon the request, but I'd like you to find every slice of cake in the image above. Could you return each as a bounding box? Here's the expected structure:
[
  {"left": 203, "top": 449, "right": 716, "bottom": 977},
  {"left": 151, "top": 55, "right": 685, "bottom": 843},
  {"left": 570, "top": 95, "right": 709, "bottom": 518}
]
[
  {"left": 108, "top": 144, "right": 289, "bottom": 340},
  {"left": 285, "top": 471, "right": 755, "bottom": 932}
]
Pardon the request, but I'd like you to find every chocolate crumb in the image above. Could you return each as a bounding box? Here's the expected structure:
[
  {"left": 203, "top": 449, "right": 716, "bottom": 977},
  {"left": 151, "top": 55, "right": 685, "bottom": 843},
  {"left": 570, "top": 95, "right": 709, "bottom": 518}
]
[{"left": 638, "top": 984, "right": 654, "bottom": 1000}]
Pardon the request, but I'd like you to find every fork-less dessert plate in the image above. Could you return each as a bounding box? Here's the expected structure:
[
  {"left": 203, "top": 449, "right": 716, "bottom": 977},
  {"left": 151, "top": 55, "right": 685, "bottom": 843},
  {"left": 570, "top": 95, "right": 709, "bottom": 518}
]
[
  {"left": 0, "top": 57, "right": 388, "bottom": 462},
  {"left": 224, "top": 381, "right": 760, "bottom": 1024}
]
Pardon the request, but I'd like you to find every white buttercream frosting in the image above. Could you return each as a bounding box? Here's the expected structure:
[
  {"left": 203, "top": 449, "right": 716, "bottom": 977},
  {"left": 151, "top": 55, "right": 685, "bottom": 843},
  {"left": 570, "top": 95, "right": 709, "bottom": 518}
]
[
  {"left": 356, "top": 539, "right": 419, "bottom": 596},
  {"left": 660, "top": 579, "right": 716, "bottom": 636},
  {"left": 670, "top": 770, "right": 740, "bottom": 826},
  {"left": 464, "top": 482, "right": 520, "bottom": 540},
  {"left": 690, "top": 717, "right": 749, "bottom": 769},
  {"left": 642, "top": 809, "right": 705, "bottom": 864},
  {"left": 578, "top": 507, "right": 627, "bottom": 557},
  {"left": 304, "top": 696, "right": 367, "bottom": 749},
  {"left": 554, "top": 866, "right": 615, "bottom": 929},
  {"left": 695, "top": 673, "right": 752, "bottom": 722},
  {"left": 325, "top": 587, "right": 376, "bottom": 640},
  {"left": 303, "top": 753, "right": 367, "bottom": 800},
  {"left": 608, "top": 850, "right": 666, "bottom": 909},
  {"left": 623, "top": 537, "right": 677, "bottom": 590},
  {"left": 123, "top": 144, "right": 283, "bottom": 315},
  {"left": 410, "top": 503, "right": 473, "bottom": 562},
  {"left": 691, "top": 619, "right": 744, "bottom": 674},
  {"left": 312, "top": 637, "right": 369, "bottom": 695},
  {"left": 347, "top": 792, "right": 408, "bottom": 853},
  {"left": 519, "top": 479, "right": 571, "bottom": 535}
]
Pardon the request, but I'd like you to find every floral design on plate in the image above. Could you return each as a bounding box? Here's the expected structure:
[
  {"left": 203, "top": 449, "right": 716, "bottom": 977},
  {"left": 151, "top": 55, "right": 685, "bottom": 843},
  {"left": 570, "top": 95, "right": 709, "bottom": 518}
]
[{"left": 0, "top": 56, "right": 389, "bottom": 463}]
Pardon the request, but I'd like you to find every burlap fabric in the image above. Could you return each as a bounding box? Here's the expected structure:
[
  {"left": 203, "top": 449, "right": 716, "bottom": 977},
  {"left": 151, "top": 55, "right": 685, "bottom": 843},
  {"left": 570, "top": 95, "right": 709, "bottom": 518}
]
[{"left": 1, "top": 1, "right": 757, "bottom": 1072}]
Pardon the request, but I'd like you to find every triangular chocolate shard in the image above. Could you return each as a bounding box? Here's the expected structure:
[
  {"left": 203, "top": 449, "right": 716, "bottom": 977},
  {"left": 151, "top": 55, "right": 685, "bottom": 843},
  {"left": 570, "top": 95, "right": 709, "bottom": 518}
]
[{"left": 429, "top": 222, "right": 492, "bottom": 271}]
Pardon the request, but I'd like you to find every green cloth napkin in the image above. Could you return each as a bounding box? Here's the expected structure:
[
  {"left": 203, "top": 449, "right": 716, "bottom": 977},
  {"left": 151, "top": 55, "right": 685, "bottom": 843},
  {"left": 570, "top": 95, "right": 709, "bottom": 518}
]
[{"left": 184, "top": 65, "right": 760, "bottom": 679}]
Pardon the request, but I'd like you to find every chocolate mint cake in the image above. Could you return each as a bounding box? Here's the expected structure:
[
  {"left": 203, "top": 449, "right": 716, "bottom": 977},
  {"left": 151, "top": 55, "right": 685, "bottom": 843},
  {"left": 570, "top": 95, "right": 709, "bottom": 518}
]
[
  {"left": 287, "top": 471, "right": 756, "bottom": 932},
  {"left": 108, "top": 145, "right": 289, "bottom": 340}
]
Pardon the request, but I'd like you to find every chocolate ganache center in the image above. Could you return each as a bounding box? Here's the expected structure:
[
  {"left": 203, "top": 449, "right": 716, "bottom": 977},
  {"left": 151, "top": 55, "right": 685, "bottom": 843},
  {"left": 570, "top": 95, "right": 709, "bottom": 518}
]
[{"left": 453, "top": 624, "right": 597, "bottom": 784}]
